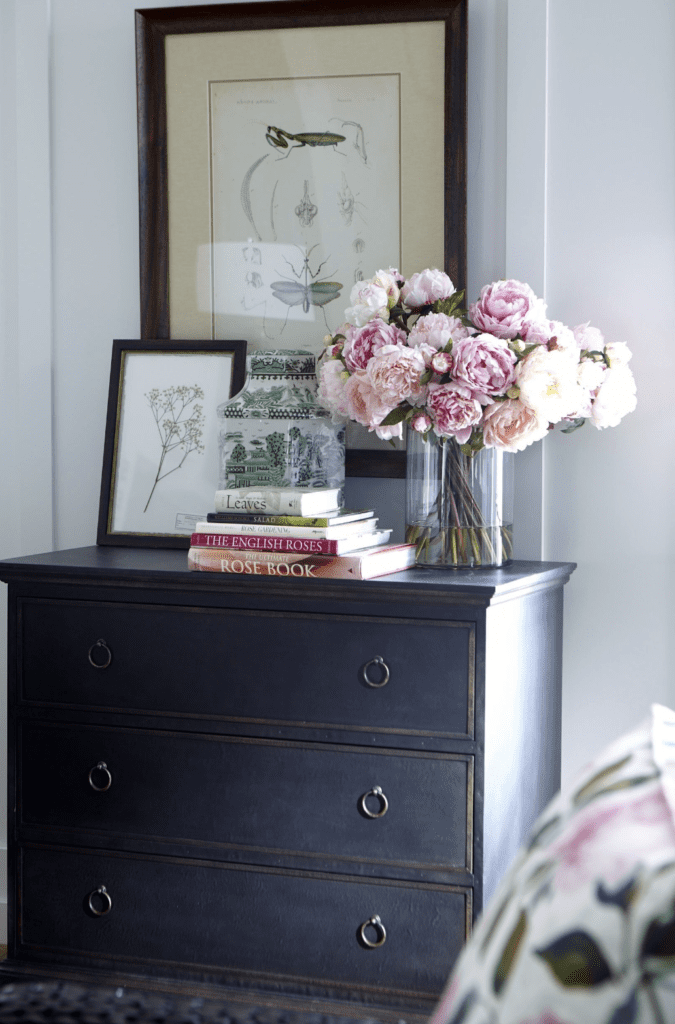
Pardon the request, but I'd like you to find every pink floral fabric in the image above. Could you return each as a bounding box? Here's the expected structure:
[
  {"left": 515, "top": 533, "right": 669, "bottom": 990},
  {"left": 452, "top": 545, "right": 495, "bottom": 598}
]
[{"left": 430, "top": 705, "right": 675, "bottom": 1024}]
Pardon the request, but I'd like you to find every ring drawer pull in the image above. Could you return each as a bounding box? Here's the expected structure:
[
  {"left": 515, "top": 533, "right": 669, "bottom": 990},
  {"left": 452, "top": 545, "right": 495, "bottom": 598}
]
[
  {"left": 88, "top": 761, "right": 112, "bottom": 792},
  {"left": 88, "top": 639, "right": 112, "bottom": 670},
  {"left": 88, "top": 885, "right": 112, "bottom": 917},
  {"left": 362, "top": 656, "right": 390, "bottom": 688},
  {"left": 359, "top": 786, "right": 388, "bottom": 819},
  {"left": 359, "top": 914, "right": 387, "bottom": 949}
]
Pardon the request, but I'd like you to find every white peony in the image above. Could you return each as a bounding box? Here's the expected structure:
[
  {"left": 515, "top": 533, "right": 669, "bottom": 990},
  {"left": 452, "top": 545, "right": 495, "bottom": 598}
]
[
  {"left": 574, "top": 358, "right": 607, "bottom": 417},
  {"left": 590, "top": 364, "right": 637, "bottom": 429},
  {"left": 516, "top": 346, "right": 582, "bottom": 423},
  {"left": 604, "top": 342, "right": 633, "bottom": 368},
  {"left": 344, "top": 280, "right": 389, "bottom": 327}
]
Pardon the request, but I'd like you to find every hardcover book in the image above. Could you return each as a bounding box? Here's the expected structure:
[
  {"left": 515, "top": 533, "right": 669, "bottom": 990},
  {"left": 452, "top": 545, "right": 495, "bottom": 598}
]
[
  {"left": 187, "top": 543, "right": 417, "bottom": 580},
  {"left": 195, "top": 519, "right": 377, "bottom": 540},
  {"left": 205, "top": 509, "right": 374, "bottom": 528},
  {"left": 214, "top": 487, "right": 342, "bottom": 516},
  {"left": 190, "top": 529, "right": 391, "bottom": 556}
]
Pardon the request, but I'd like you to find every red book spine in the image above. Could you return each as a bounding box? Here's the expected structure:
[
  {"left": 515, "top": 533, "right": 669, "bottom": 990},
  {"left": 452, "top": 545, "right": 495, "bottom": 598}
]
[{"left": 191, "top": 532, "right": 340, "bottom": 554}]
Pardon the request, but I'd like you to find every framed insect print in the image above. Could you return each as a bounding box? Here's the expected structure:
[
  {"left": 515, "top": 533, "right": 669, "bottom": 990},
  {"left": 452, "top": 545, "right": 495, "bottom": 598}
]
[{"left": 136, "top": 0, "right": 467, "bottom": 478}]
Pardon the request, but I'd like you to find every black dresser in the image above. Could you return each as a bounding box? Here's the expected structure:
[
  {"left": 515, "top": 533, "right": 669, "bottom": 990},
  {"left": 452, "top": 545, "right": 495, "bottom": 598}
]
[{"left": 0, "top": 548, "right": 575, "bottom": 1021}]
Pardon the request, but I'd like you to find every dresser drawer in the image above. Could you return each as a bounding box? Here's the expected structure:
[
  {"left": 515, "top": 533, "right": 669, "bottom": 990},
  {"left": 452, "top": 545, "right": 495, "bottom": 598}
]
[
  {"left": 19, "top": 845, "right": 468, "bottom": 999},
  {"left": 20, "top": 722, "right": 472, "bottom": 872},
  {"left": 20, "top": 599, "right": 474, "bottom": 739}
]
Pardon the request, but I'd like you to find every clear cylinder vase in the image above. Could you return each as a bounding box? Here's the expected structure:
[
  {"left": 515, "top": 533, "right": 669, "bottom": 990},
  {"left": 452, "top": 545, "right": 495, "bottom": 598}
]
[{"left": 405, "top": 430, "right": 514, "bottom": 568}]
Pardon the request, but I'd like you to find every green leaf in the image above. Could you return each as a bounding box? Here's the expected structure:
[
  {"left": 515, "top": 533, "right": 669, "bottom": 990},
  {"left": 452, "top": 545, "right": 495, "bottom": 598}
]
[
  {"left": 640, "top": 904, "right": 675, "bottom": 967},
  {"left": 493, "top": 910, "right": 527, "bottom": 995},
  {"left": 446, "top": 990, "right": 478, "bottom": 1024},
  {"left": 597, "top": 877, "right": 640, "bottom": 913},
  {"left": 379, "top": 406, "right": 409, "bottom": 426},
  {"left": 420, "top": 368, "right": 433, "bottom": 385},
  {"left": 561, "top": 418, "right": 586, "bottom": 434},
  {"left": 536, "top": 930, "right": 613, "bottom": 986},
  {"left": 526, "top": 815, "right": 562, "bottom": 850},
  {"left": 479, "top": 892, "right": 512, "bottom": 954},
  {"left": 574, "top": 771, "right": 659, "bottom": 811},
  {"left": 572, "top": 754, "right": 632, "bottom": 807}
]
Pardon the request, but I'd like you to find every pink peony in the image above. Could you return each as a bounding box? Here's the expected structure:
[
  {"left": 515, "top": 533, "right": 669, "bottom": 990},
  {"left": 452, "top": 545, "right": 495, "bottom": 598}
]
[
  {"left": 469, "top": 279, "right": 548, "bottom": 339},
  {"left": 408, "top": 312, "right": 468, "bottom": 351},
  {"left": 481, "top": 398, "right": 550, "bottom": 452},
  {"left": 341, "top": 371, "right": 392, "bottom": 431},
  {"left": 411, "top": 411, "right": 432, "bottom": 433},
  {"left": 341, "top": 319, "right": 407, "bottom": 373},
  {"left": 426, "top": 382, "right": 483, "bottom": 443},
  {"left": 451, "top": 332, "right": 517, "bottom": 400},
  {"left": 401, "top": 268, "right": 455, "bottom": 309},
  {"left": 366, "top": 344, "right": 427, "bottom": 406},
  {"left": 431, "top": 351, "right": 453, "bottom": 375}
]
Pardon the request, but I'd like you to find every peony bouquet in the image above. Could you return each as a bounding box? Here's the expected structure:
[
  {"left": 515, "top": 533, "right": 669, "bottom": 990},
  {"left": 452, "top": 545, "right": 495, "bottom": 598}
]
[
  {"left": 316, "top": 268, "right": 637, "bottom": 567},
  {"left": 316, "top": 268, "right": 637, "bottom": 451}
]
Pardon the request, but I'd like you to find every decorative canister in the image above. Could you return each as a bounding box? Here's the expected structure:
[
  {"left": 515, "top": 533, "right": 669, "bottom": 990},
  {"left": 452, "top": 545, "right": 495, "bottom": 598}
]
[
  {"left": 217, "top": 350, "right": 345, "bottom": 495},
  {"left": 405, "top": 430, "right": 514, "bottom": 567}
]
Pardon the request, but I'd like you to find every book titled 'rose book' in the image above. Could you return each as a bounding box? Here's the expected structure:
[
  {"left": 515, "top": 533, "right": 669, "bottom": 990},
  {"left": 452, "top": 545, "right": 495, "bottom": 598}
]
[{"left": 187, "top": 544, "right": 417, "bottom": 580}]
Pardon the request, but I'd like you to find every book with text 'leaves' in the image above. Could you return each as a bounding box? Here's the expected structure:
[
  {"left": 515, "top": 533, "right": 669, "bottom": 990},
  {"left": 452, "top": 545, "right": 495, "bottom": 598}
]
[
  {"left": 187, "top": 543, "right": 417, "bottom": 580},
  {"left": 214, "top": 487, "right": 342, "bottom": 516},
  {"left": 195, "top": 518, "right": 378, "bottom": 540},
  {"left": 190, "top": 529, "right": 391, "bottom": 556},
  {"left": 206, "top": 509, "right": 374, "bottom": 528}
]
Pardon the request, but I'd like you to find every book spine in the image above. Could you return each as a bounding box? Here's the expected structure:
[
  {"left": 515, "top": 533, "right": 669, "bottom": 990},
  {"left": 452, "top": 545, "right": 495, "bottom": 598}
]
[
  {"left": 196, "top": 522, "right": 332, "bottom": 538},
  {"left": 213, "top": 489, "right": 338, "bottom": 515},
  {"left": 206, "top": 513, "right": 334, "bottom": 527},
  {"left": 191, "top": 533, "right": 341, "bottom": 554},
  {"left": 188, "top": 547, "right": 366, "bottom": 579}
]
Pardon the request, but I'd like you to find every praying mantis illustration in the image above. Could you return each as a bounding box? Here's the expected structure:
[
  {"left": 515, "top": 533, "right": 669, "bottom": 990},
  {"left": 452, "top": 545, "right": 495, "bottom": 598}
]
[
  {"left": 265, "top": 126, "right": 346, "bottom": 159},
  {"left": 270, "top": 245, "right": 343, "bottom": 332}
]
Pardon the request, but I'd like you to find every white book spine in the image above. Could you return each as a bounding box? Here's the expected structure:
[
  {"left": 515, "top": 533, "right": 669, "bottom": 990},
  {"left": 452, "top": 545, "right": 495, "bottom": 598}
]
[
  {"left": 195, "top": 521, "right": 376, "bottom": 539},
  {"left": 214, "top": 488, "right": 339, "bottom": 515}
]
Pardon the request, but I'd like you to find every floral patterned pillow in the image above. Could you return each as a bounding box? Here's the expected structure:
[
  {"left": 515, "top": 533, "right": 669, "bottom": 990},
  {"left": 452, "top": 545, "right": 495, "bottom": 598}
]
[{"left": 429, "top": 704, "right": 675, "bottom": 1024}]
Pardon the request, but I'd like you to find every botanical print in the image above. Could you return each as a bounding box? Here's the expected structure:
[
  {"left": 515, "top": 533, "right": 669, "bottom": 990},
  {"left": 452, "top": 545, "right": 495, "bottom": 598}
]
[
  {"left": 143, "top": 385, "right": 205, "bottom": 512},
  {"left": 110, "top": 352, "right": 235, "bottom": 536},
  {"left": 430, "top": 705, "right": 675, "bottom": 1024},
  {"left": 208, "top": 74, "right": 400, "bottom": 349}
]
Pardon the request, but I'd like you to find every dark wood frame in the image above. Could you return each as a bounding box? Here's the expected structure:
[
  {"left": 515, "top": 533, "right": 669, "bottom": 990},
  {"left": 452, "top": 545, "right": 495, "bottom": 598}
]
[
  {"left": 135, "top": 0, "right": 467, "bottom": 479},
  {"left": 97, "top": 339, "right": 247, "bottom": 549}
]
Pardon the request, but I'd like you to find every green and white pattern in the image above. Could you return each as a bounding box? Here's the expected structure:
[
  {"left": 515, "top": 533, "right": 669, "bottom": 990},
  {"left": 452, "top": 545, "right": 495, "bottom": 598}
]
[{"left": 217, "top": 351, "right": 345, "bottom": 493}]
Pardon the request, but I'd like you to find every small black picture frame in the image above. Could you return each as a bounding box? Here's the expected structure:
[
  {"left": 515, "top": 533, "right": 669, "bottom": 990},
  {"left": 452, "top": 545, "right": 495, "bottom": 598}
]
[{"left": 97, "top": 339, "right": 247, "bottom": 548}]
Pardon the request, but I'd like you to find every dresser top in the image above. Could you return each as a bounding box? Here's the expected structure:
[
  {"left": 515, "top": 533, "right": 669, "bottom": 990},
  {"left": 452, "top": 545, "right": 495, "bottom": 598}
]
[{"left": 0, "top": 546, "right": 575, "bottom": 607}]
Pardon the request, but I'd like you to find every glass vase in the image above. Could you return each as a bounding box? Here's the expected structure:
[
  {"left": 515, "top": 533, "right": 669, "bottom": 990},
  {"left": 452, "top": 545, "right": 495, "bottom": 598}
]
[{"left": 405, "top": 430, "right": 514, "bottom": 568}]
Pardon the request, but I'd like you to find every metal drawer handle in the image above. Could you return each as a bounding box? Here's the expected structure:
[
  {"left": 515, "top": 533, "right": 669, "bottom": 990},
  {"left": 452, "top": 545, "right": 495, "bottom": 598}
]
[
  {"left": 359, "top": 786, "right": 388, "bottom": 819},
  {"left": 88, "top": 639, "right": 112, "bottom": 670},
  {"left": 88, "top": 885, "right": 112, "bottom": 917},
  {"left": 88, "top": 761, "right": 112, "bottom": 792},
  {"left": 362, "top": 656, "right": 390, "bottom": 688},
  {"left": 359, "top": 914, "right": 387, "bottom": 949}
]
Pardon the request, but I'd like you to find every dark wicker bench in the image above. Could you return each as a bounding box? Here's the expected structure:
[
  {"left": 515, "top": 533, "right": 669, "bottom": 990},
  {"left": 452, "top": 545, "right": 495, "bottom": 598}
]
[{"left": 0, "top": 982, "right": 390, "bottom": 1024}]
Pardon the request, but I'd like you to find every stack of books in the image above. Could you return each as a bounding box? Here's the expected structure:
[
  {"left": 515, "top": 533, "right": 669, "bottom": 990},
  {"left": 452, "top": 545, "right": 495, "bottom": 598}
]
[{"left": 187, "top": 486, "right": 416, "bottom": 580}]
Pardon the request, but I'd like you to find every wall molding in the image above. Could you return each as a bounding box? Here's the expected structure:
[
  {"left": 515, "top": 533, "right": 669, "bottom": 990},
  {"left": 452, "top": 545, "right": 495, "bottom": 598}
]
[{"left": 506, "top": 0, "right": 549, "bottom": 560}]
